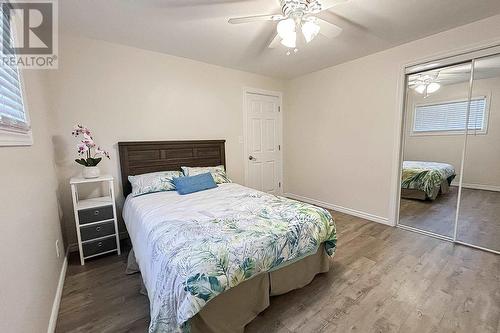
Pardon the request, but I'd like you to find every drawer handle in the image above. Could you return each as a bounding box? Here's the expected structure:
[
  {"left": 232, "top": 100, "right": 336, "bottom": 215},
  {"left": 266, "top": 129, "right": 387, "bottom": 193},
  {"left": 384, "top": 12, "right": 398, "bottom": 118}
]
[
  {"left": 96, "top": 226, "right": 101, "bottom": 232},
  {"left": 93, "top": 210, "right": 100, "bottom": 216},
  {"left": 98, "top": 242, "right": 103, "bottom": 247}
]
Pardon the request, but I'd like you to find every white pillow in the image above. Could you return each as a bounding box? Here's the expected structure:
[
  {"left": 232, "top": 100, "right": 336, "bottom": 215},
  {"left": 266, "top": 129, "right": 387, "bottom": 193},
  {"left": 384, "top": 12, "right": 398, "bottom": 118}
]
[
  {"left": 181, "top": 165, "right": 231, "bottom": 184},
  {"left": 128, "top": 171, "right": 182, "bottom": 197}
]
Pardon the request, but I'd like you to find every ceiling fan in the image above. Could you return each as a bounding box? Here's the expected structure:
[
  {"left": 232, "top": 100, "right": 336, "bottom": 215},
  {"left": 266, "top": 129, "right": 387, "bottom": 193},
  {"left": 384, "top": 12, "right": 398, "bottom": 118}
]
[
  {"left": 408, "top": 72, "right": 441, "bottom": 98},
  {"left": 228, "top": 0, "right": 348, "bottom": 55}
]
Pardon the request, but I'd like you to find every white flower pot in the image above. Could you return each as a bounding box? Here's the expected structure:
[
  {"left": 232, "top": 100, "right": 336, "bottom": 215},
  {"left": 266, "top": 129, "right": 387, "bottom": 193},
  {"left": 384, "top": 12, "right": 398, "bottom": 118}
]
[{"left": 83, "top": 166, "right": 100, "bottom": 179}]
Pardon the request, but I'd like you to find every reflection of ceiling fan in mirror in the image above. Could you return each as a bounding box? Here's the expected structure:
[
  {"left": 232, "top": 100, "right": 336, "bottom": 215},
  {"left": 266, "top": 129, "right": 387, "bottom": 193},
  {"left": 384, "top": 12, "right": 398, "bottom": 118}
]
[
  {"left": 409, "top": 65, "right": 475, "bottom": 98},
  {"left": 228, "top": 0, "right": 348, "bottom": 55},
  {"left": 408, "top": 72, "right": 441, "bottom": 98}
]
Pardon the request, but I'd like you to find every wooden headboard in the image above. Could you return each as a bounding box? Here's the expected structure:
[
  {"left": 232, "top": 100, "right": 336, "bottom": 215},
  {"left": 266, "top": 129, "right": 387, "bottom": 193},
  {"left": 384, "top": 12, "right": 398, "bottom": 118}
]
[{"left": 118, "top": 140, "right": 226, "bottom": 196}]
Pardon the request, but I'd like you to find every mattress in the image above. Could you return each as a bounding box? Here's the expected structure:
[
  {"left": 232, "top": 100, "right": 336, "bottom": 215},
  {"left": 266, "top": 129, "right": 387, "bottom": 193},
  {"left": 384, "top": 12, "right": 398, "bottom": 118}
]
[
  {"left": 401, "top": 161, "right": 456, "bottom": 199},
  {"left": 122, "top": 183, "right": 337, "bottom": 333}
]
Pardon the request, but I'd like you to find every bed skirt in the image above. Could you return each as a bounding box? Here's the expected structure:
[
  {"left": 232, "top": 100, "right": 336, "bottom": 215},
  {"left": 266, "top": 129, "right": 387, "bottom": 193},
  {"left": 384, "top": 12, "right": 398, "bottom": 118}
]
[
  {"left": 127, "top": 244, "right": 330, "bottom": 333},
  {"left": 401, "top": 177, "right": 451, "bottom": 201}
]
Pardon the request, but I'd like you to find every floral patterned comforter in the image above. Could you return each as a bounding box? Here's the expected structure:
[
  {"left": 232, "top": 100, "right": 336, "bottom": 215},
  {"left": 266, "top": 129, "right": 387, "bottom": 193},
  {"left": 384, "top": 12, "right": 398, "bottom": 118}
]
[
  {"left": 123, "top": 183, "right": 336, "bottom": 333},
  {"left": 402, "top": 161, "right": 456, "bottom": 198}
]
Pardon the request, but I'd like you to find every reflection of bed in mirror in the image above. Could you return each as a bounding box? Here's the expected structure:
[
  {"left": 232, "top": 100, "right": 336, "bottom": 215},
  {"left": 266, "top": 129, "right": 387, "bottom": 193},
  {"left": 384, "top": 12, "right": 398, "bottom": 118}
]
[{"left": 400, "top": 161, "right": 456, "bottom": 201}]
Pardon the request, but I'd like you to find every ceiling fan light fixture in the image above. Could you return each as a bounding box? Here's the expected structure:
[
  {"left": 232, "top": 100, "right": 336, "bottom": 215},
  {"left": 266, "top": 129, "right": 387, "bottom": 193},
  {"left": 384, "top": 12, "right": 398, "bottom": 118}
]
[
  {"left": 281, "top": 34, "right": 297, "bottom": 48},
  {"left": 228, "top": 0, "right": 346, "bottom": 54},
  {"left": 277, "top": 18, "right": 296, "bottom": 40},
  {"left": 414, "top": 84, "right": 426, "bottom": 94},
  {"left": 427, "top": 82, "right": 441, "bottom": 93},
  {"left": 302, "top": 20, "right": 320, "bottom": 43}
]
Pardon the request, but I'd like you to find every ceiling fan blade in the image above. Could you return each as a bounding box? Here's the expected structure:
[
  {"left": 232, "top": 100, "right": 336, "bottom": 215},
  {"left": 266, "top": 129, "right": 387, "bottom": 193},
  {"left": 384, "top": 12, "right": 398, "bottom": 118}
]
[
  {"left": 267, "top": 33, "right": 281, "bottom": 49},
  {"left": 316, "top": 18, "right": 342, "bottom": 38},
  {"left": 228, "top": 14, "right": 284, "bottom": 24},
  {"left": 317, "top": 10, "right": 376, "bottom": 39}
]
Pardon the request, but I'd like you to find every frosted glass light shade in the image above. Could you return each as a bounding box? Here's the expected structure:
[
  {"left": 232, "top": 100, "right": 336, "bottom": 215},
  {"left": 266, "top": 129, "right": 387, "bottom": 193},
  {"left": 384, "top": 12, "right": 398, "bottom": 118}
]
[
  {"left": 414, "top": 84, "right": 426, "bottom": 94},
  {"left": 281, "top": 35, "right": 296, "bottom": 48},
  {"left": 277, "top": 18, "right": 296, "bottom": 40},
  {"left": 302, "top": 21, "right": 320, "bottom": 43},
  {"left": 427, "top": 82, "right": 441, "bottom": 93}
]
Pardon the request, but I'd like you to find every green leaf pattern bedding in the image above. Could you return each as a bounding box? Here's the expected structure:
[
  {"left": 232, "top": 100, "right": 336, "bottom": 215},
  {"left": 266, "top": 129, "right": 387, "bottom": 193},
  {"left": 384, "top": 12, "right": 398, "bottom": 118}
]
[
  {"left": 122, "top": 183, "right": 337, "bottom": 333},
  {"left": 401, "top": 161, "right": 456, "bottom": 197}
]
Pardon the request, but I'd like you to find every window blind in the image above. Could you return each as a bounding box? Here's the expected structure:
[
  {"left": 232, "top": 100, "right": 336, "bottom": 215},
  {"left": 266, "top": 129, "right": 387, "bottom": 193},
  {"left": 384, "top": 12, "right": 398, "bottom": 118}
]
[
  {"left": 0, "top": 4, "right": 28, "bottom": 132},
  {"left": 413, "top": 97, "right": 487, "bottom": 133}
]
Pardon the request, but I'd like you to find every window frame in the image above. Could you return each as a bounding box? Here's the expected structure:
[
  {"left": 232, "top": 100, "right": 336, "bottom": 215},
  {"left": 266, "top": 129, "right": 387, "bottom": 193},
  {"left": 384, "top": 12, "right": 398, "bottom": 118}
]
[
  {"left": 410, "top": 95, "right": 490, "bottom": 137},
  {"left": 0, "top": 4, "right": 32, "bottom": 146}
]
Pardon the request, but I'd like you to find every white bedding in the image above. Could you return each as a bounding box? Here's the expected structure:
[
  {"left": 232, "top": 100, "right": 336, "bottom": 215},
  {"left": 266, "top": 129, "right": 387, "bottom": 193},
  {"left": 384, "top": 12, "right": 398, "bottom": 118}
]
[
  {"left": 122, "top": 183, "right": 336, "bottom": 332},
  {"left": 123, "top": 184, "right": 233, "bottom": 297}
]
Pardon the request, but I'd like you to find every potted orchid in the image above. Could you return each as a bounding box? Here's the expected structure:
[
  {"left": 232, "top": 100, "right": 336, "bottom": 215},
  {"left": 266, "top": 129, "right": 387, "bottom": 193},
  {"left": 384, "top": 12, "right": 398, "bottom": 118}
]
[{"left": 72, "top": 125, "right": 110, "bottom": 179}]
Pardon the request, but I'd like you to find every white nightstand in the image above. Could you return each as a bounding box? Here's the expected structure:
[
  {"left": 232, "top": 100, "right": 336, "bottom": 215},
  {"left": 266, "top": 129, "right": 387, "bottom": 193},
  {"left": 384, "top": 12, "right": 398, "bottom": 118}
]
[{"left": 70, "top": 175, "right": 121, "bottom": 265}]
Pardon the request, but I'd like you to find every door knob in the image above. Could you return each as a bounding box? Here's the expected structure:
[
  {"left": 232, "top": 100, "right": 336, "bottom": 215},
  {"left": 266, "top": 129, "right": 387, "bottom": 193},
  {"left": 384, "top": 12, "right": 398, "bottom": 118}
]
[{"left": 249, "top": 155, "right": 256, "bottom": 161}]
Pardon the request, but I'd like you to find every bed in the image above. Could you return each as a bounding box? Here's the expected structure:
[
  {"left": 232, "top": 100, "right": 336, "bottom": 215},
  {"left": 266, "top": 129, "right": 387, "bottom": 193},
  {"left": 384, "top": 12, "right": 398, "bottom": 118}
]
[
  {"left": 401, "top": 161, "right": 456, "bottom": 201},
  {"left": 118, "top": 140, "right": 337, "bottom": 333}
]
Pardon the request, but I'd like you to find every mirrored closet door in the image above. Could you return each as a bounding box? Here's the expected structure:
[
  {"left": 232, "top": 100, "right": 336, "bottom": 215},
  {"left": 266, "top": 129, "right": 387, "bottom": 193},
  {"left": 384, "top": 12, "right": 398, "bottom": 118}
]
[
  {"left": 456, "top": 54, "right": 500, "bottom": 253},
  {"left": 398, "top": 51, "right": 500, "bottom": 254},
  {"left": 399, "top": 62, "right": 472, "bottom": 239}
]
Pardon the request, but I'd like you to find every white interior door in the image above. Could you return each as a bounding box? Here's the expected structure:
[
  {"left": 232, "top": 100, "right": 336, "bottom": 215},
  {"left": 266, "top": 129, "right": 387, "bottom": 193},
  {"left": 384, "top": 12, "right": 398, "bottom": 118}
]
[{"left": 245, "top": 92, "right": 282, "bottom": 194}]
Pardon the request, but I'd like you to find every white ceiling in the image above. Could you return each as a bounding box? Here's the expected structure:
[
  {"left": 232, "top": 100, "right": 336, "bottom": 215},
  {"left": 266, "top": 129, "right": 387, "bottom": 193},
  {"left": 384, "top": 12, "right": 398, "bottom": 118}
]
[{"left": 60, "top": 0, "right": 500, "bottom": 79}]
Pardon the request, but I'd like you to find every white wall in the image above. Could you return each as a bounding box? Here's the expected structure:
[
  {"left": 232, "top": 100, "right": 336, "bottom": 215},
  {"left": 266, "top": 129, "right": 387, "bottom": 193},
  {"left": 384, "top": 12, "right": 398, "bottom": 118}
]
[
  {"left": 284, "top": 14, "right": 500, "bottom": 223},
  {"left": 47, "top": 35, "right": 284, "bottom": 246},
  {"left": 0, "top": 70, "right": 65, "bottom": 332},
  {"left": 405, "top": 77, "right": 500, "bottom": 187}
]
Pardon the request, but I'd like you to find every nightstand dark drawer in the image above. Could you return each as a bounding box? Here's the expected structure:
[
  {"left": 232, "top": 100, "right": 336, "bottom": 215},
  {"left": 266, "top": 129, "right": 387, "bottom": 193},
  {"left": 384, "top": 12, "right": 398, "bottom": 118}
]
[
  {"left": 80, "top": 221, "right": 115, "bottom": 241},
  {"left": 82, "top": 237, "right": 117, "bottom": 257},
  {"left": 78, "top": 205, "right": 113, "bottom": 225}
]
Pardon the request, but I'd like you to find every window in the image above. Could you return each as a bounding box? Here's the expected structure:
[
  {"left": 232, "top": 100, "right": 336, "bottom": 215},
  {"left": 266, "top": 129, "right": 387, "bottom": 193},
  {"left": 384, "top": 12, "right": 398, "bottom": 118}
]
[
  {"left": 0, "top": 4, "right": 31, "bottom": 146},
  {"left": 412, "top": 97, "right": 488, "bottom": 135}
]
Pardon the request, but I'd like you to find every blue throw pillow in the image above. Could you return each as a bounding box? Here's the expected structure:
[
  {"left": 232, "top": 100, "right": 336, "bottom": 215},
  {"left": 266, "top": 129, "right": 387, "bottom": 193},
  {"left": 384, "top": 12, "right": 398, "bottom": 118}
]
[{"left": 172, "top": 172, "right": 217, "bottom": 195}]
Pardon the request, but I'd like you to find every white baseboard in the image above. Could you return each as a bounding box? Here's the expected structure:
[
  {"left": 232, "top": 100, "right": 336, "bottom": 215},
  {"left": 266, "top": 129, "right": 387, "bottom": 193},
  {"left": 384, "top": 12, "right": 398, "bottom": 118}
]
[
  {"left": 451, "top": 181, "right": 500, "bottom": 192},
  {"left": 47, "top": 247, "right": 68, "bottom": 333},
  {"left": 284, "top": 193, "right": 393, "bottom": 226}
]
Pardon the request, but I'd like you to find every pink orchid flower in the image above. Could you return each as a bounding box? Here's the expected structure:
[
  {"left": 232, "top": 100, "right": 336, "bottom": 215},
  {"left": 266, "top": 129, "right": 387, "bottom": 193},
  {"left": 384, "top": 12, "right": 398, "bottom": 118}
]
[
  {"left": 82, "top": 132, "right": 95, "bottom": 148},
  {"left": 77, "top": 142, "right": 89, "bottom": 155},
  {"left": 72, "top": 124, "right": 110, "bottom": 166}
]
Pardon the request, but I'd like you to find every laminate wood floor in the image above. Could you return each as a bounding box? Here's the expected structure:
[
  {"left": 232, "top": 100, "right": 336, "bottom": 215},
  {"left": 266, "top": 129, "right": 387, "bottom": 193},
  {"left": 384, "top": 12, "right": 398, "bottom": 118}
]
[
  {"left": 400, "top": 187, "right": 500, "bottom": 252},
  {"left": 56, "top": 212, "right": 500, "bottom": 333}
]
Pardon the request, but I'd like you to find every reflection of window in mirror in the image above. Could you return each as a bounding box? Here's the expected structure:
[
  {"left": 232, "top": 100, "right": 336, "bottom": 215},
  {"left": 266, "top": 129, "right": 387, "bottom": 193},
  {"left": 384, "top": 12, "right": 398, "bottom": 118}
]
[{"left": 412, "top": 97, "right": 488, "bottom": 136}]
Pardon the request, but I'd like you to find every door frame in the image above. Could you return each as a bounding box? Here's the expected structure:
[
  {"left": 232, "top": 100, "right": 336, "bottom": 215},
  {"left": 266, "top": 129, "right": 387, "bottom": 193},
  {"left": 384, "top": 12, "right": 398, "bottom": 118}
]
[
  {"left": 390, "top": 41, "right": 500, "bottom": 255},
  {"left": 242, "top": 87, "right": 284, "bottom": 195}
]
